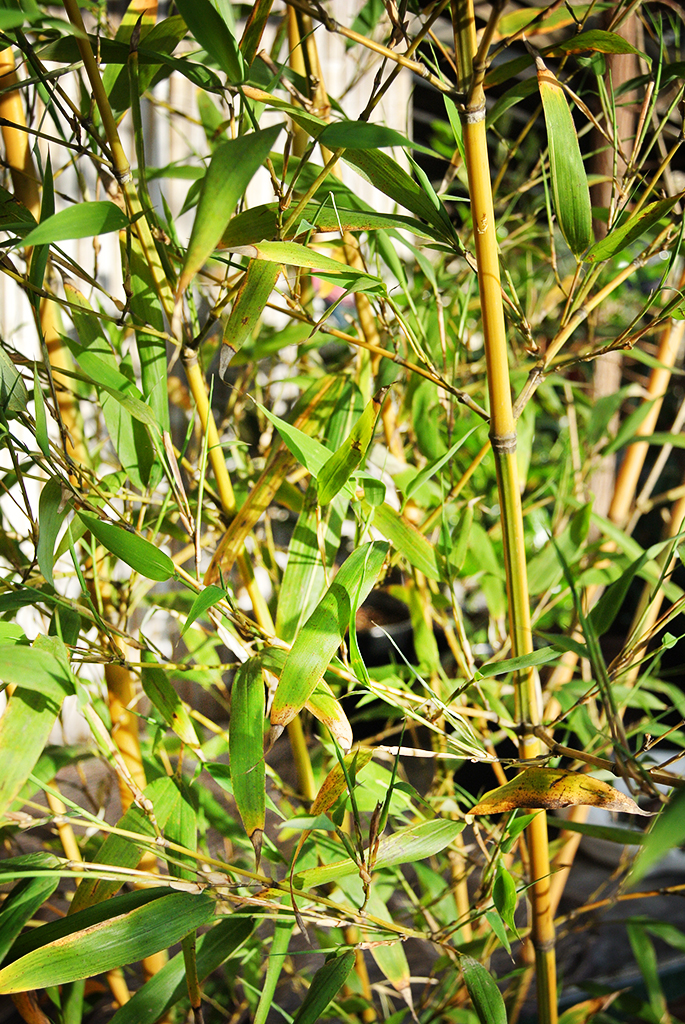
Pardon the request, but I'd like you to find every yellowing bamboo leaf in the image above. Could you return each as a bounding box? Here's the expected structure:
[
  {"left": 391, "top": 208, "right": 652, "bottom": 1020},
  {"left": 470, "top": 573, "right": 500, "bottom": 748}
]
[
  {"left": 470, "top": 767, "right": 652, "bottom": 816},
  {"left": 548, "top": 29, "right": 647, "bottom": 61},
  {"left": 140, "top": 652, "right": 198, "bottom": 748},
  {"left": 310, "top": 747, "right": 374, "bottom": 816},
  {"left": 558, "top": 993, "right": 622, "bottom": 1024},
  {"left": 220, "top": 259, "right": 280, "bottom": 379},
  {"left": 305, "top": 683, "right": 354, "bottom": 753},
  {"left": 317, "top": 389, "right": 385, "bottom": 506},
  {"left": 534, "top": 51, "right": 592, "bottom": 258},
  {"left": 239, "top": 0, "right": 274, "bottom": 65},
  {"left": 0, "top": 889, "right": 214, "bottom": 992}
]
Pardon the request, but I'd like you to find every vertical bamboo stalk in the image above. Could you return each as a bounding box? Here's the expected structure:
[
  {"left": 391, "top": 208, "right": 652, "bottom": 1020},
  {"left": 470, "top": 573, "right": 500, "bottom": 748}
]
[{"left": 451, "top": 3, "right": 557, "bottom": 1020}]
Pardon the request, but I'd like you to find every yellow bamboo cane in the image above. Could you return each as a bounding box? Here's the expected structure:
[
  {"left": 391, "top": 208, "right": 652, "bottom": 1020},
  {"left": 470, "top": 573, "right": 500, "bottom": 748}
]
[{"left": 451, "top": 2, "right": 557, "bottom": 1019}]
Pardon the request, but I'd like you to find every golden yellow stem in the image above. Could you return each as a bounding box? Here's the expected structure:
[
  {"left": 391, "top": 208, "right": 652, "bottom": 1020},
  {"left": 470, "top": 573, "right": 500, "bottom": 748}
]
[
  {"left": 286, "top": 714, "right": 316, "bottom": 802},
  {"left": 453, "top": 0, "right": 556, "bottom": 1017},
  {"left": 610, "top": 270, "right": 685, "bottom": 524},
  {"left": 105, "top": 654, "right": 147, "bottom": 813},
  {"left": 105, "top": 969, "right": 131, "bottom": 1007},
  {"left": 184, "top": 355, "right": 274, "bottom": 631},
  {"left": 46, "top": 781, "right": 83, "bottom": 870},
  {"left": 0, "top": 48, "right": 40, "bottom": 215}
]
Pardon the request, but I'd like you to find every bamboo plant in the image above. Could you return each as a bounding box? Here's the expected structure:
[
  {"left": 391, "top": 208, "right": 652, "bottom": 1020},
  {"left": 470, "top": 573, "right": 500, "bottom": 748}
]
[{"left": 0, "top": 2, "right": 683, "bottom": 1024}]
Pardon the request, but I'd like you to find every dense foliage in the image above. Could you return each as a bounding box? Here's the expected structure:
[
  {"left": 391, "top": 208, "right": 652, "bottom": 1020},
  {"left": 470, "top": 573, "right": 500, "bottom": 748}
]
[{"left": 0, "top": 1, "right": 684, "bottom": 1023}]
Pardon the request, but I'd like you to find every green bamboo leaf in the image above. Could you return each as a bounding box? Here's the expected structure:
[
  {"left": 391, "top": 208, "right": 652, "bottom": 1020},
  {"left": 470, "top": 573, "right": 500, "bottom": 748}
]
[
  {"left": 254, "top": 911, "right": 294, "bottom": 1024},
  {"left": 343, "top": 148, "right": 455, "bottom": 239},
  {"left": 37, "top": 35, "right": 222, "bottom": 91},
  {"left": 69, "top": 777, "right": 183, "bottom": 913},
  {"left": 631, "top": 786, "right": 685, "bottom": 884},
  {"left": 291, "top": 950, "right": 356, "bottom": 1024},
  {"left": 0, "top": 673, "right": 71, "bottom": 824},
  {"left": 225, "top": 240, "right": 384, "bottom": 293},
  {"left": 0, "top": 890, "right": 215, "bottom": 992},
  {"left": 229, "top": 659, "right": 265, "bottom": 865},
  {"left": 317, "top": 390, "right": 384, "bottom": 506},
  {"left": 181, "top": 584, "right": 228, "bottom": 636},
  {"left": 269, "top": 541, "right": 388, "bottom": 735},
  {"left": 0, "top": 646, "right": 75, "bottom": 700},
  {"left": 0, "top": 342, "right": 28, "bottom": 417},
  {"left": 364, "top": 890, "right": 412, "bottom": 1001},
  {"left": 458, "top": 954, "right": 507, "bottom": 1024},
  {"left": 534, "top": 53, "right": 592, "bottom": 258},
  {"left": 492, "top": 860, "right": 518, "bottom": 936},
  {"left": 548, "top": 816, "right": 645, "bottom": 847},
  {"left": 0, "top": 853, "right": 61, "bottom": 965},
  {"left": 548, "top": 29, "right": 648, "bottom": 60},
  {"left": 403, "top": 429, "right": 478, "bottom": 504},
  {"left": 318, "top": 120, "right": 437, "bottom": 158},
  {"left": 37, "top": 477, "right": 68, "bottom": 588},
  {"left": 18, "top": 202, "right": 128, "bottom": 248},
  {"left": 222, "top": 202, "right": 436, "bottom": 246},
  {"left": 66, "top": 282, "right": 157, "bottom": 489},
  {"left": 127, "top": 236, "right": 171, "bottom": 439},
  {"left": 276, "top": 486, "right": 333, "bottom": 643},
  {"left": 220, "top": 259, "right": 280, "bottom": 378},
  {"left": 109, "top": 916, "right": 253, "bottom": 1024},
  {"left": 476, "top": 647, "right": 559, "bottom": 679},
  {"left": 177, "top": 124, "right": 283, "bottom": 296},
  {"left": 103, "top": 8, "right": 180, "bottom": 117},
  {"left": 627, "top": 922, "right": 666, "bottom": 1022},
  {"left": 77, "top": 512, "right": 175, "bottom": 582},
  {"left": 166, "top": 778, "right": 197, "bottom": 883},
  {"left": 174, "top": 0, "right": 244, "bottom": 81},
  {"left": 0, "top": 185, "right": 36, "bottom": 230},
  {"left": 485, "top": 909, "right": 511, "bottom": 956},
  {"left": 488, "top": 78, "right": 539, "bottom": 128},
  {"left": 364, "top": 500, "right": 442, "bottom": 580},
  {"left": 583, "top": 196, "right": 680, "bottom": 264},
  {"left": 256, "top": 401, "right": 339, "bottom": 482},
  {"left": 140, "top": 652, "right": 198, "bottom": 747},
  {"left": 293, "top": 818, "right": 464, "bottom": 888}
]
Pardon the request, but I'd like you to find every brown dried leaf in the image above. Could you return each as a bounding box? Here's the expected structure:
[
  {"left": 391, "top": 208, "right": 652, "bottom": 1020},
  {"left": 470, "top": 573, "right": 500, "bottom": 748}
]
[{"left": 470, "top": 767, "right": 652, "bottom": 816}]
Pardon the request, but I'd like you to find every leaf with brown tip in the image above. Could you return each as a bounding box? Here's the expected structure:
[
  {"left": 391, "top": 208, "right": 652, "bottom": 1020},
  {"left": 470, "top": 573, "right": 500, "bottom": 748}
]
[{"left": 470, "top": 767, "right": 652, "bottom": 816}]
